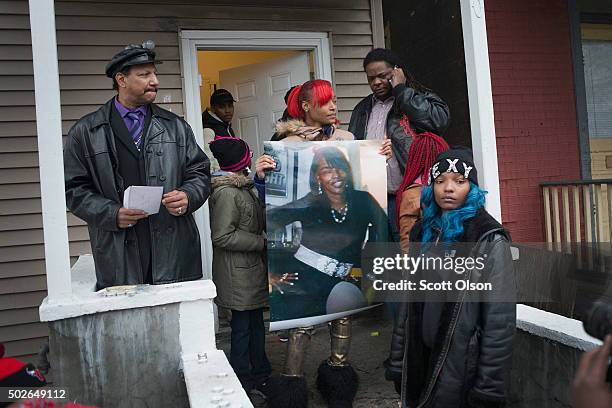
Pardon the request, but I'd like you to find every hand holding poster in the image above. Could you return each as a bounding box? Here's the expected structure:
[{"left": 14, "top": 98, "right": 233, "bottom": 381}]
[{"left": 265, "top": 140, "right": 389, "bottom": 330}]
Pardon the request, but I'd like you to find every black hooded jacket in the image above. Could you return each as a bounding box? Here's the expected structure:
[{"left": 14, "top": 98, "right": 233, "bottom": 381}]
[
  {"left": 386, "top": 209, "right": 516, "bottom": 408},
  {"left": 202, "top": 110, "right": 235, "bottom": 138}
]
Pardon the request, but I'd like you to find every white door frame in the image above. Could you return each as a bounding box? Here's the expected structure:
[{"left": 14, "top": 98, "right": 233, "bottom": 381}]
[
  {"left": 179, "top": 30, "right": 333, "bottom": 279},
  {"left": 460, "top": 0, "right": 502, "bottom": 222}
]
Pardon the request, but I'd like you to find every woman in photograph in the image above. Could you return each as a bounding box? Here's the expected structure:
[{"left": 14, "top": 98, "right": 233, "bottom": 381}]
[
  {"left": 256, "top": 79, "right": 390, "bottom": 408},
  {"left": 266, "top": 145, "right": 388, "bottom": 408},
  {"left": 268, "top": 146, "right": 388, "bottom": 319},
  {"left": 385, "top": 147, "right": 516, "bottom": 408}
]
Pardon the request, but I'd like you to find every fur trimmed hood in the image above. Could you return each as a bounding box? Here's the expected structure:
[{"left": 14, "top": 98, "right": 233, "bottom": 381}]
[
  {"left": 211, "top": 172, "right": 254, "bottom": 189},
  {"left": 274, "top": 119, "right": 354, "bottom": 141},
  {"left": 274, "top": 119, "right": 325, "bottom": 141}
]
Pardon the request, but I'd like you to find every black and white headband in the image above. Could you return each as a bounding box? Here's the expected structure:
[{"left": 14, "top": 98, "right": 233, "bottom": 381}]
[{"left": 428, "top": 155, "right": 478, "bottom": 186}]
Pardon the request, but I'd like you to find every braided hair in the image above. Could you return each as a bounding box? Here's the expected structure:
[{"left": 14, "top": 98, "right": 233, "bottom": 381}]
[{"left": 395, "top": 126, "right": 449, "bottom": 223}]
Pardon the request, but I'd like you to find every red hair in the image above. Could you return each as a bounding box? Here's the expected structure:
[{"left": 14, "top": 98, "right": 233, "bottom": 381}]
[
  {"left": 286, "top": 79, "right": 334, "bottom": 120},
  {"left": 395, "top": 116, "right": 449, "bottom": 223}
]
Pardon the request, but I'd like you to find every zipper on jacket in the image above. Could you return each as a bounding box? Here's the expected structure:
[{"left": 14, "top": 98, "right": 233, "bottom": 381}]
[
  {"left": 401, "top": 228, "right": 441, "bottom": 406},
  {"left": 417, "top": 243, "right": 472, "bottom": 407},
  {"left": 417, "top": 300, "right": 465, "bottom": 408},
  {"left": 415, "top": 229, "right": 505, "bottom": 407},
  {"left": 400, "top": 316, "right": 409, "bottom": 405}
]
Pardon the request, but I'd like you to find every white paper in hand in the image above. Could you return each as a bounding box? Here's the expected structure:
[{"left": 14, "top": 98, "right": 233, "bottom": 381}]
[{"left": 123, "top": 186, "right": 164, "bottom": 215}]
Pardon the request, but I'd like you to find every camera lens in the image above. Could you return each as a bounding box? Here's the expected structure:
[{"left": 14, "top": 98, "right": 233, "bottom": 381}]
[{"left": 583, "top": 302, "right": 612, "bottom": 341}]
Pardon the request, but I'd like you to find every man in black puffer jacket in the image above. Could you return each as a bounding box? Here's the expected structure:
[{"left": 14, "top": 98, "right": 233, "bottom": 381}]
[
  {"left": 202, "top": 88, "right": 236, "bottom": 139},
  {"left": 202, "top": 88, "right": 237, "bottom": 172},
  {"left": 348, "top": 48, "right": 450, "bottom": 241}
]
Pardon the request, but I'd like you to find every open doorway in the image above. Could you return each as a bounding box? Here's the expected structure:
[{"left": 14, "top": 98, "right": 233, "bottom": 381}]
[
  {"left": 179, "top": 31, "right": 333, "bottom": 279},
  {"left": 197, "top": 50, "right": 315, "bottom": 158}
]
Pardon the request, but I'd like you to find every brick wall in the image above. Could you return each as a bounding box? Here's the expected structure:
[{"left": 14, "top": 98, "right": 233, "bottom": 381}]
[{"left": 486, "top": 0, "right": 582, "bottom": 242}]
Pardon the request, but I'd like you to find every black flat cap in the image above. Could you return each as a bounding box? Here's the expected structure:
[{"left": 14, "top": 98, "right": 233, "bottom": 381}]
[{"left": 105, "top": 40, "right": 163, "bottom": 78}]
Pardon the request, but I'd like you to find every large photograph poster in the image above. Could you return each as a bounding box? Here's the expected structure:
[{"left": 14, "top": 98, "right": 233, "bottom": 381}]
[{"left": 265, "top": 140, "right": 389, "bottom": 331}]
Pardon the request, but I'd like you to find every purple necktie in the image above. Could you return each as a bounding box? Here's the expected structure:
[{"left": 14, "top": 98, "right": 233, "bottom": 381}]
[{"left": 125, "top": 111, "right": 144, "bottom": 149}]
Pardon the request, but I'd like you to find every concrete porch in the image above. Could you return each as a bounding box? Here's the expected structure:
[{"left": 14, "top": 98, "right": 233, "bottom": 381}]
[{"left": 216, "top": 306, "right": 400, "bottom": 408}]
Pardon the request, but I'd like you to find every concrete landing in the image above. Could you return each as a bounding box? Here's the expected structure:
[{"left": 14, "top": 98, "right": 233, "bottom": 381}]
[{"left": 216, "top": 306, "right": 400, "bottom": 407}]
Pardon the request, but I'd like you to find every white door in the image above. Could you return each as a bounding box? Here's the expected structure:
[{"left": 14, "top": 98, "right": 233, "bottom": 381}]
[{"left": 220, "top": 53, "right": 310, "bottom": 158}]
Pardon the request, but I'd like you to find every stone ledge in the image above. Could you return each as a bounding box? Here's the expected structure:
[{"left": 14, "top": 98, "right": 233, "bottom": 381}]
[
  {"left": 182, "top": 350, "right": 252, "bottom": 407},
  {"left": 516, "top": 304, "right": 601, "bottom": 351},
  {"left": 40, "top": 254, "right": 217, "bottom": 322}
]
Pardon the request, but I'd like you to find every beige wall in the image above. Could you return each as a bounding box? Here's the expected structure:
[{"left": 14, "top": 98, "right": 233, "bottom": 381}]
[
  {"left": 582, "top": 23, "right": 612, "bottom": 40},
  {"left": 0, "top": 0, "right": 376, "bottom": 361},
  {"left": 589, "top": 138, "right": 612, "bottom": 241},
  {"left": 198, "top": 50, "right": 300, "bottom": 109}
]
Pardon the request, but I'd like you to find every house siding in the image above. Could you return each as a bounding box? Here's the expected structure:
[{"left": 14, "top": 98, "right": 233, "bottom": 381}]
[
  {"left": 0, "top": 0, "right": 376, "bottom": 360},
  {"left": 486, "top": 0, "right": 582, "bottom": 242}
]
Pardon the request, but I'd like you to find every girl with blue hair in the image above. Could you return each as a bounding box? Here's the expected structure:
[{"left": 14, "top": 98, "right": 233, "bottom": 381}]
[{"left": 386, "top": 147, "right": 516, "bottom": 408}]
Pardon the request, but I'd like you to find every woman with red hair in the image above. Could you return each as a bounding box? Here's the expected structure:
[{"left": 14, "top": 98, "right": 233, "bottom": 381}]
[
  {"left": 255, "top": 80, "right": 391, "bottom": 408},
  {"left": 255, "top": 80, "right": 391, "bottom": 182},
  {"left": 259, "top": 79, "right": 350, "bottom": 150}
]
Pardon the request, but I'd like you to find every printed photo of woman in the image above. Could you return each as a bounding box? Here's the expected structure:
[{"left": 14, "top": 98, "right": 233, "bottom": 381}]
[{"left": 267, "top": 144, "right": 388, "bottom": 325}]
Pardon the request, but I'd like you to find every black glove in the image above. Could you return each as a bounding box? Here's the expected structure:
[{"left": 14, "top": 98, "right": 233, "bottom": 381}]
[
  {"left": 394, "top": 379, "right": 401, "bottom": 395},
  {"left": 383, "top": 357, "right": 403, "bottom": 384}
]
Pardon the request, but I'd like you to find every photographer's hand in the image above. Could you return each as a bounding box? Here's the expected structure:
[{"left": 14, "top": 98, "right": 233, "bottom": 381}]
[{"left": 572, "top": 335, "right": 612, "bottom": 408}]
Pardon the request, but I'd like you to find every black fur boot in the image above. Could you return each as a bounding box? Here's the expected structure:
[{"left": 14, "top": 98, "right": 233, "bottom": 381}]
[
  {"left": 260, "top": 374, "right": 308, "bottom": 408},
  {"left": 316, "top": 359, "right": 359, "bottom": 408}
]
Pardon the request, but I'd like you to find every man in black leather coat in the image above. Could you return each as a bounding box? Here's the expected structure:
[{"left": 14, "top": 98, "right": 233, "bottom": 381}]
[
  {"left": 63, "top": 41, "right": 210, "bottom": 289},
  {"left": 349, "top": 48, "right": 450, "bottom": 241}
]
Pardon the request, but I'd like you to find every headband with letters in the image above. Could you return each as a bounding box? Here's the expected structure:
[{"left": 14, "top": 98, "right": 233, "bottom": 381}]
[{"left": 429, "top": 147, "right": 478, "bottom": 186}]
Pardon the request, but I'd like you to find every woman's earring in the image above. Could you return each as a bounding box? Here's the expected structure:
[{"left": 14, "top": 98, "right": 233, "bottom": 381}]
[{"left": 318, "top": 181, "right": 323, "bottom": 195}]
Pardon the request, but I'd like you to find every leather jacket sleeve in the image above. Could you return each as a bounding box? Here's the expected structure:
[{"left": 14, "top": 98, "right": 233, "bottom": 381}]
[
  {"left": 64, "top": 129, "right": 121, "bottom": 232},
  {"left": 347, "top": 98, "right": 368, "bottom": 140},
  {"left": 178, "top": 123, "right": 211, "bottom": 214},
  {"left": 392, "top": 84, "right": 450, "bottom": 134},
  {"left": 469, "top": 233, "right": 516, "bottom": 407},
  {"left": 385, "top": 300, "right": 407, "bottom": 384}
]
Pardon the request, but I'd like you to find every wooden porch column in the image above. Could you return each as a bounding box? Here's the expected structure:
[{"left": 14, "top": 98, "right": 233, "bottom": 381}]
[
  {"left": 29, "top": 0, "right": 72, "bottom": 300},
  {"left": 460, "top": 0, "right": 503, "bottom": 222}
]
